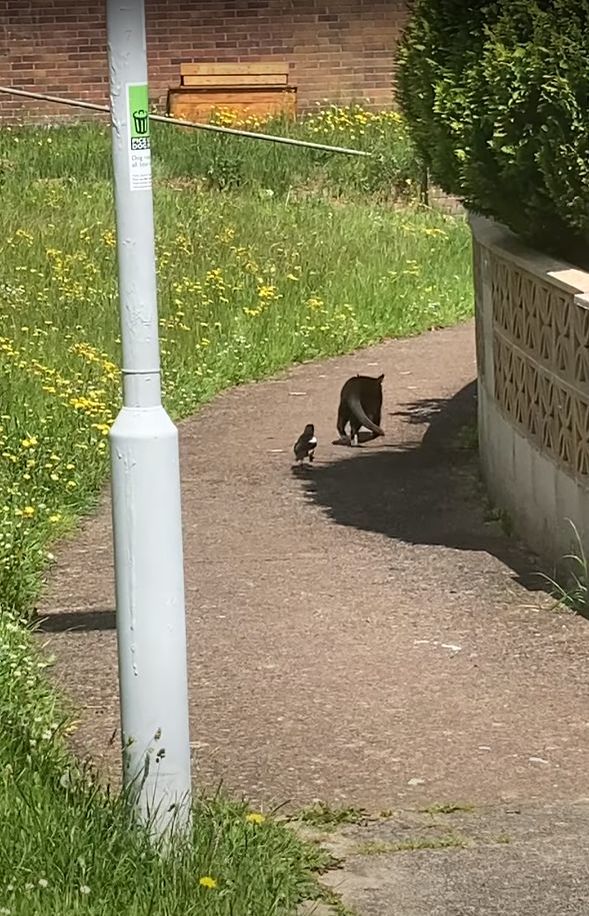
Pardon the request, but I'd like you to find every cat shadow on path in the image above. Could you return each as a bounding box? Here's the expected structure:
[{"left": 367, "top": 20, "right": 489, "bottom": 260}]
[{"left": 297, "top": 380, "right": 544, "bottom": 592}]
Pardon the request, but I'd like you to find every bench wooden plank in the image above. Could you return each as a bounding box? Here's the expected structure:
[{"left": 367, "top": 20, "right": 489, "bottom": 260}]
[
  {"left": 182, "top": 73, "right": 288, "bottom": 88},
  {"left": 180, "top": 62, "right": 289, "bottom": 78},
  {"left": 168, "top": 87, "right": 297, "bottom": 122}
]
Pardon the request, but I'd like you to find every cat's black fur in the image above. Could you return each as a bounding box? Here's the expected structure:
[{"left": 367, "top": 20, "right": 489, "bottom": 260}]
[{"left": 337, "top": 373, "right": 384, "bottom": 445}]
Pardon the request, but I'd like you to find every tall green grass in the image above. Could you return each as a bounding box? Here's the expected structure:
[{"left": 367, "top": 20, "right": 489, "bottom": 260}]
[
  {"left": 0, "top": 105, "right": 419, "bottom": 197},
  {"left": 0, "top": 115, "right": 472, "bottom": 914}
]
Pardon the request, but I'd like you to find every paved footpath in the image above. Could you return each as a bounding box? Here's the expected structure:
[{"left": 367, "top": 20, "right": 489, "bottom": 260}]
[{"left": 38, "top": 322, "right": 589, "bottom": 914}]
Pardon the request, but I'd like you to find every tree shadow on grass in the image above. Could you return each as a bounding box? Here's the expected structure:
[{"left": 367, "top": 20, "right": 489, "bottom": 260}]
[{"left": 298, "top": 380, "right": 544, "bottom": 592}]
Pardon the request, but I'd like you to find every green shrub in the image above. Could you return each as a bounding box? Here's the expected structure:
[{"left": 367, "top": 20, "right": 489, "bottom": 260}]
[{"left": 398, "top": 0, "right": 589, "bottom": 264}]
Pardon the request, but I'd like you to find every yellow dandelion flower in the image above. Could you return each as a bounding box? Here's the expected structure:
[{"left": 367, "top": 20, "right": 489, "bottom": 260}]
[
  {"left": 15, "top": 228, "right": 34, "bottom": 244},
  {"left": 245, "top": 812, "right": 266, "bottom": 825},
  {"left": 258, "top": 284, "right": 279, "bottom": 301},
  {"left": 21, "top": 437, "right": 38, "bottom": 449},
  {"left": 22, "top": 506, "right": 35, "bottom": 518},
  {"left": 199, "top": 876, "right": 217, "bottom": 889},
  {"left": 306, "top": 296, "right": 324, "bottom": 311},
  {"left": 49, "top": 514, "right": 62, "bottom": 523}
]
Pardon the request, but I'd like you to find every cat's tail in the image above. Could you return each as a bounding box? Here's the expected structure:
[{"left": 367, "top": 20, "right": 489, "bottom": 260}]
[{"left": 347, "top": 394, "right": 384, "bottom": 437}]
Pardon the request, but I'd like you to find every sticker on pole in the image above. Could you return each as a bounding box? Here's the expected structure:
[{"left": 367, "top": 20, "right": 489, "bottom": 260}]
[{"left": 127, "top": 83, "right": 151, "bottom": 192}]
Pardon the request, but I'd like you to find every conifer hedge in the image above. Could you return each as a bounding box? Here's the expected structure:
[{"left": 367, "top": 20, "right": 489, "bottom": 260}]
[{"left": 398, "top": 0, "right": 589, "bottom": 264}]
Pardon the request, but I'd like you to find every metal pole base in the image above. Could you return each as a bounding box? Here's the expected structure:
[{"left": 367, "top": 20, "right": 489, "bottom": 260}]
[{"left": 110, "top": 404, "right": 192, "bottom": 836}]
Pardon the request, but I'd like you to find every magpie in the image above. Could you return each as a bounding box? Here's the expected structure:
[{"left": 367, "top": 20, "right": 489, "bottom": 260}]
[{"left": 293, "top": 423, "right": 317, "bottom": 463}]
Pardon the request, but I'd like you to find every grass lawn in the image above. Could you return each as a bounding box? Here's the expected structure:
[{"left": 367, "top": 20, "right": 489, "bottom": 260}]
[{"left": 0, "top": 109, "right": 473, "bottom": 914}]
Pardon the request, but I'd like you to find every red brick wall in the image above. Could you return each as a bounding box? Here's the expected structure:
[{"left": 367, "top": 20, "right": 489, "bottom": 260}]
[{"left": 0, "top": 0, "right": 409, "bottom": 123}]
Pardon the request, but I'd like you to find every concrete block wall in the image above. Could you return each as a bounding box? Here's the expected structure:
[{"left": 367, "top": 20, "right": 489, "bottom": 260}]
[{"left": 471, "top": 213, "right": 589, "bottom": 565}]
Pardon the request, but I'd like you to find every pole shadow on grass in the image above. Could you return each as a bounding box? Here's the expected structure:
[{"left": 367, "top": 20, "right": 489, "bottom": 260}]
[{"left": 297, "top": 379, "right": 544, "bottom": 592}]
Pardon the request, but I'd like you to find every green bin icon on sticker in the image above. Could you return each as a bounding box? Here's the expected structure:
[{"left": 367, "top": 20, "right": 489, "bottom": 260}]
[{"left": 132, "top": 108, "right": 148, "bottom": 135}]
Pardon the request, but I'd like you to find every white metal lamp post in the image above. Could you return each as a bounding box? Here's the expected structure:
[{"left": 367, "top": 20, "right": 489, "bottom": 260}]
[{"left": 106, "top": 0, "right": 192, "bottom": 836}]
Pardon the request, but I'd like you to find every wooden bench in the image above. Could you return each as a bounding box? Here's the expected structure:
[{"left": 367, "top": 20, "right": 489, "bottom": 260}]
[{"left": 167, "top": 62, "right": 297, "bottom": 123}]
